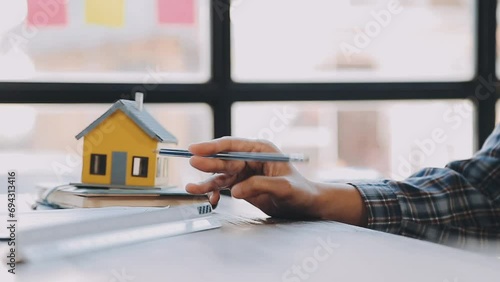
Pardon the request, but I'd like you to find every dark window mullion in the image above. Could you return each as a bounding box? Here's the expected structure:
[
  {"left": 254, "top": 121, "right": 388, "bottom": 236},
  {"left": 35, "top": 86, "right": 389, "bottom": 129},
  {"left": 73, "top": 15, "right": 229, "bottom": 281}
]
[
  {"left": 211, "top": 0, "right": 232, "bottom": 138},
  {"left": 476, "top": 0, "right": 497, "bottom": 147}
]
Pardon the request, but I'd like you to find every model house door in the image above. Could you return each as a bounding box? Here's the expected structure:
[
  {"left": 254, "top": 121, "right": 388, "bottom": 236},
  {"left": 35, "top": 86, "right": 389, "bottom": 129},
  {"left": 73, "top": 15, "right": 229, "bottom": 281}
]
[{"left": 111, "top": 151, "right": 127, "bottom": 186}]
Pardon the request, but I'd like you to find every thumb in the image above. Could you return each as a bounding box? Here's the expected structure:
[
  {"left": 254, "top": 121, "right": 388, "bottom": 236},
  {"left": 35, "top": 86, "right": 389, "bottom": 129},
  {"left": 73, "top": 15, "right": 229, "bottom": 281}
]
[{"left": 231, "top": 176, "right": 292, "bottom": 199}]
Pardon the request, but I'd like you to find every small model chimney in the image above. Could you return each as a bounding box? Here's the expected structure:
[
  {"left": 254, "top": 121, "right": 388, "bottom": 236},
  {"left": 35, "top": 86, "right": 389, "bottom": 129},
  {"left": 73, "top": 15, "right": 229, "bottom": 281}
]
[{"left": 135, "top": 92, "right": 144, "bottom": 111}]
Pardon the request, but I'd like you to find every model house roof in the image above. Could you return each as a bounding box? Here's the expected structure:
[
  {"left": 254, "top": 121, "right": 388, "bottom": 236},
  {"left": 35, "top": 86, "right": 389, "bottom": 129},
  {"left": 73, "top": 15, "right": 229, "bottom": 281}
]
[{"left": 75, "top": 99, "right": 178, "bottom": 144}]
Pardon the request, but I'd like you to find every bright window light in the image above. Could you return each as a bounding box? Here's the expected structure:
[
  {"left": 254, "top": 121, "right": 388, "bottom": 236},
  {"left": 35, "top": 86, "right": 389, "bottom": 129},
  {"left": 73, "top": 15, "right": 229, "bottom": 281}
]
[
  {"left": 0, "top": 0, "right": 210, "bottom": 83},
  {"left": 231, "top": 0, "right": 476, "bottom": 82},
  {"left": 233, "top": 100, "right": 475, "bottom": 181}
]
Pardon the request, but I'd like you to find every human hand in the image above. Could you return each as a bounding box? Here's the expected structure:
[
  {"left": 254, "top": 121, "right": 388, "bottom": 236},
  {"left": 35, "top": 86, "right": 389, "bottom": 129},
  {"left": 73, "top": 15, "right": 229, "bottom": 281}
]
[{"left": 185, "top": 137, "right": 323, "bottom": 219}]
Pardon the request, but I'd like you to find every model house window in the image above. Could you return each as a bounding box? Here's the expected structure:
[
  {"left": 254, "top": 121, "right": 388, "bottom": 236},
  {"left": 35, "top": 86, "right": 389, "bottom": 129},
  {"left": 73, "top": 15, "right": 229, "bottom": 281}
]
[
  {"left": 90, "top": 154, "right": 107, "bottom": 175},
  {"left": 132, "top": 157, "right": 149, "bottom": 177}
]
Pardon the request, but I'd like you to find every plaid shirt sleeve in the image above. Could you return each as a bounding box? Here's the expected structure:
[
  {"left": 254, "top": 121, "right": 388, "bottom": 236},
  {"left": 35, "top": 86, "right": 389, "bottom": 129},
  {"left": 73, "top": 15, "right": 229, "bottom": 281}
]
[{"left": 350, "top": 125, "right": 500, "bottom": 244}]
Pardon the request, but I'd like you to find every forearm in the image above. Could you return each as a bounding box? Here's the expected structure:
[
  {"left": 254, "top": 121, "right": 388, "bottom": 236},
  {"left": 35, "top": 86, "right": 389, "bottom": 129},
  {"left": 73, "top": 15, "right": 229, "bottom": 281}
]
[
  {"left": 312, "top": 182, "right": 368, "bottom": 227},
  {"left": 337, "top": 126, "right": 500, "bottom": 241},
  {"left": 312, "top": 169, "right": 500, "bottom": 242}
]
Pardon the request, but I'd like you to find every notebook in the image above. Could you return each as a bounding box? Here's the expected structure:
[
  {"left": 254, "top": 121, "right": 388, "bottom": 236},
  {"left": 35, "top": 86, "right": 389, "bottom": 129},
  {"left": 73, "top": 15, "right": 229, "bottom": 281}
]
[
  {"left": 35, "top": 183, "right": 209, "bottom": 209},
  {"left": 10, "top": 203, "right": 220, "bottom": 262}
]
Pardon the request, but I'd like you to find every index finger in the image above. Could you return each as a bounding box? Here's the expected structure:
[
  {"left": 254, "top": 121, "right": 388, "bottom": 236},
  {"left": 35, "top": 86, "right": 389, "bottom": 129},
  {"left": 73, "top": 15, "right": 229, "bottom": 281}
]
[{"left": 188, "top": 137, "right": 279, "bottom": 156}]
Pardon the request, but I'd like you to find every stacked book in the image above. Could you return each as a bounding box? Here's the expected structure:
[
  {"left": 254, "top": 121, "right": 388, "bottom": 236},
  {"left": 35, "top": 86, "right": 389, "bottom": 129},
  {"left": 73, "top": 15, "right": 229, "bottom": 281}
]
[{"left": 35, "top": 183, "right": 209, "bottom": 209}]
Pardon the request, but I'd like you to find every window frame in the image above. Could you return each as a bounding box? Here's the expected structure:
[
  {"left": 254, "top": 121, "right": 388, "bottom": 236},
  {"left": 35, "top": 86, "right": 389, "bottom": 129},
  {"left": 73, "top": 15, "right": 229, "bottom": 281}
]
[
  {"left": 156, "top": 157, "right": 161, "bottom": 178},
  {"left": 89, "top": 154, "right": 107, "bottom": 176},
  {"left": 131, "top": 156, "right": 149, "bottom": 178},
  {"left": 155, "top": 157, "right": 168, "bottom": 178},
  {"left": 162, "top": 158, "right": 168, "bottom": 178},
  {"left": 0, "top": 0, "right": 497, "bottom": 148}
]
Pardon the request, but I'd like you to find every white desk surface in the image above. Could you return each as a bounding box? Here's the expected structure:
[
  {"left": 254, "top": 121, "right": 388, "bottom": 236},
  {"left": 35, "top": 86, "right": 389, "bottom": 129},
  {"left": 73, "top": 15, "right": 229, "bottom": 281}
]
[{"left": 1, "top": 196, "right": 499, "bottom": 282}]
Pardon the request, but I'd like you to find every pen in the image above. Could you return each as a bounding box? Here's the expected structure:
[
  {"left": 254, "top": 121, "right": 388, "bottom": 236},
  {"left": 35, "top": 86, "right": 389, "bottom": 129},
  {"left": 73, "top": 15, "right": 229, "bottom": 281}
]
[{"left": 157, "top": 149, "right": 309, "bottom": 163}]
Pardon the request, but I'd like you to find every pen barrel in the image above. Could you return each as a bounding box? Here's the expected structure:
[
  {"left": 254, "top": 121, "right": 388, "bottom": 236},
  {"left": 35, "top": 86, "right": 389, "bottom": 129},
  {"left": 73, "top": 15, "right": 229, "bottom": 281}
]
[
  {"left": 157, "top": 149, "right": 309, "bottom": 162},
  {"left": 211, "top": 154, "right": 290, "bottom": 162}
]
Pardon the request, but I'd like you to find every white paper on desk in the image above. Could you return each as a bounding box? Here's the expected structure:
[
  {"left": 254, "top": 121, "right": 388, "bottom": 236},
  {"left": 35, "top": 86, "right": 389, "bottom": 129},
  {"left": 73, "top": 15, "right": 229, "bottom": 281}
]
[
  {"left": 0, "top": 207, "right": 159, "bottom": 239},
  {"left": 4, "top": 204, "right": 221, "bottom": 262}
]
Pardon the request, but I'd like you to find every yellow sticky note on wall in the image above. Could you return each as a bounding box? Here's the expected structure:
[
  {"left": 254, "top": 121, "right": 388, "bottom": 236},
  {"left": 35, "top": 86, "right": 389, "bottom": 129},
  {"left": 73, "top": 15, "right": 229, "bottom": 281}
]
[{"left": 86, "top": 0, "right": 125, "bottom": 27}]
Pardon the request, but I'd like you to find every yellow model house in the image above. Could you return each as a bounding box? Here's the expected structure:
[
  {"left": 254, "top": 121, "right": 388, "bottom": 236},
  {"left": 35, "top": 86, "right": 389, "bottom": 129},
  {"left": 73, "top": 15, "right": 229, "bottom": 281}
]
[{"left": 75, "top": 93, "right": 177, "bottom": 188}]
